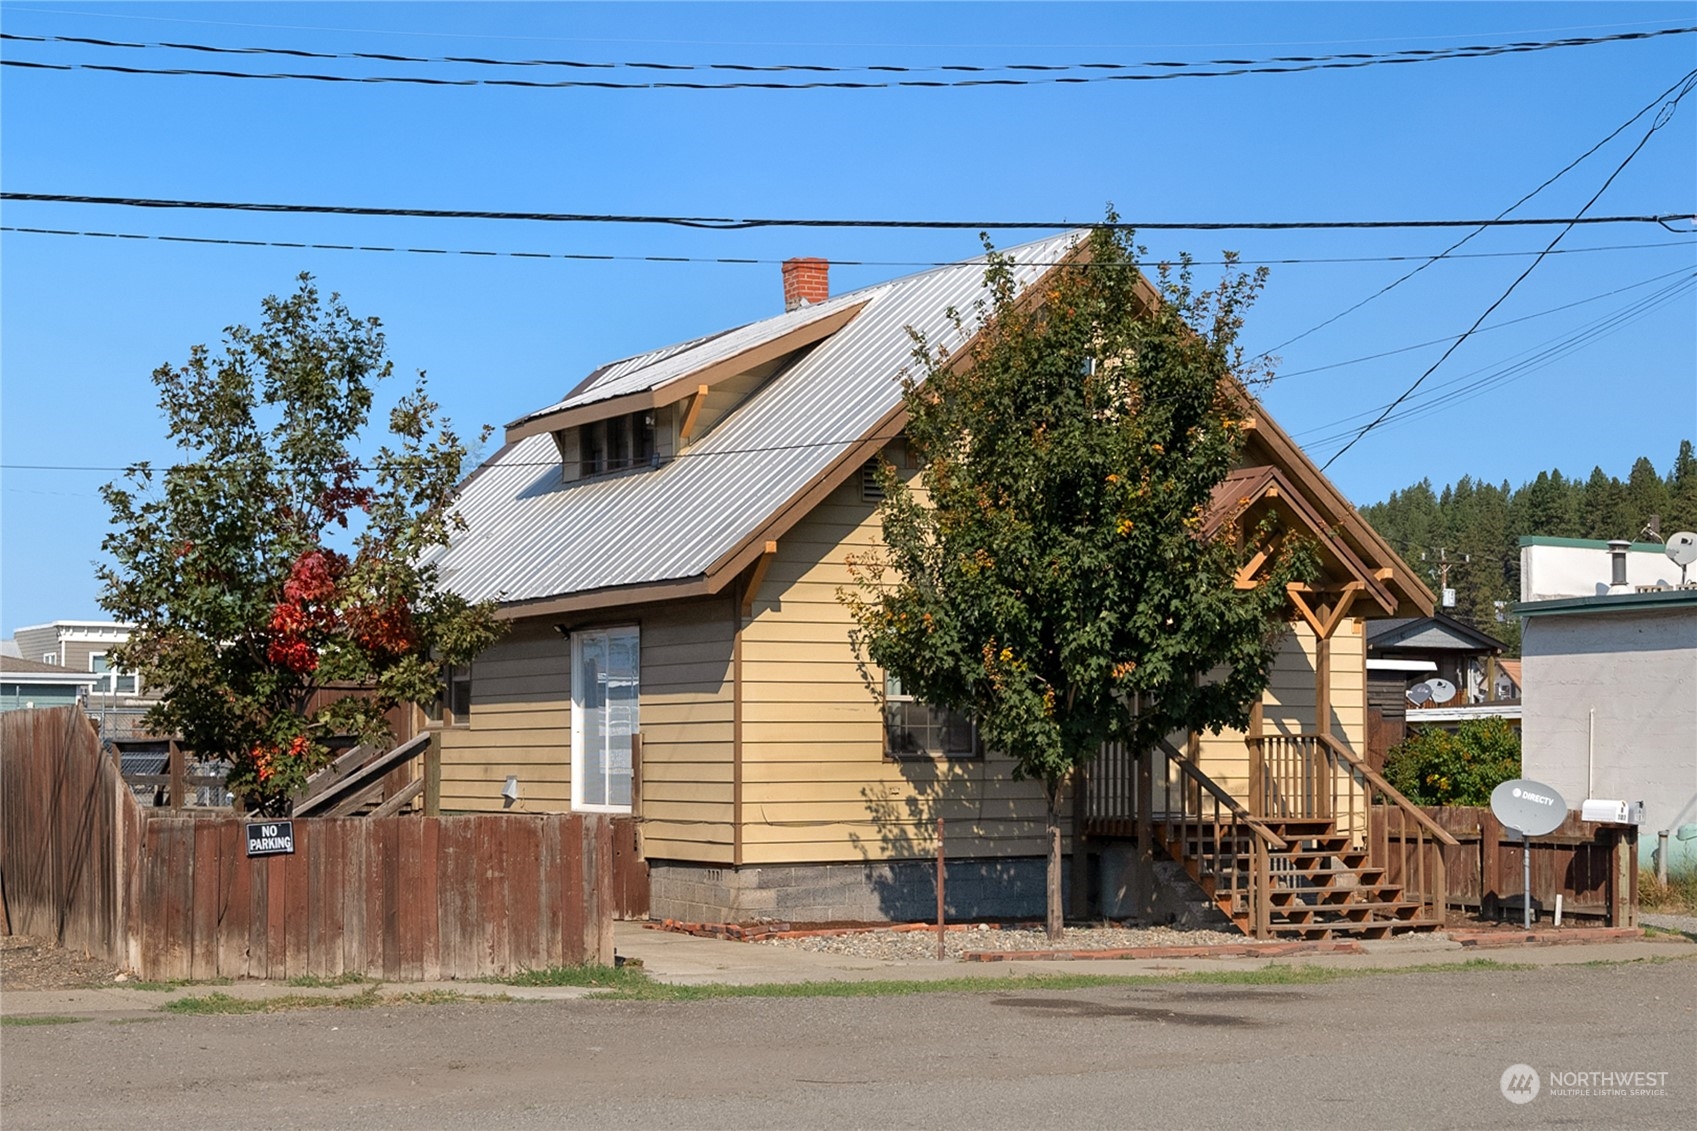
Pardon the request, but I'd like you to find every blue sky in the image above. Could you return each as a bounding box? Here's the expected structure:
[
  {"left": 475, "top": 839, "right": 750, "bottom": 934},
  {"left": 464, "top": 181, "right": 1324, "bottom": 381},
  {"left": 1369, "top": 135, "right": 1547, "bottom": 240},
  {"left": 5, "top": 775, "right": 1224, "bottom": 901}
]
[{"left": 3, "top": 1, "right": 1694, "bottom": 636}]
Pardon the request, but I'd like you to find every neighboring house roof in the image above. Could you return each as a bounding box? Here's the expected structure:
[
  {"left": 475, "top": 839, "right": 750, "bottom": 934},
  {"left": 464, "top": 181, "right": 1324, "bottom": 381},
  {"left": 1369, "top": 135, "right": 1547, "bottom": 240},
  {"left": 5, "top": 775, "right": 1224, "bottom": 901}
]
[
  {"left": 1497, "top": 658, "right": 1522, "bottom": 689},
  {"left": 1513, "top": 587, "right": 1697, "bottom": 618},
  {"left": 0, "top": 656, "right": 102, "bottom": 684},
  {"left": 431, "top": 232, "right": 1432, "bottom": 619},
  {"left": 1367, "top": 613, "right": 1507, "bottom": 654}
]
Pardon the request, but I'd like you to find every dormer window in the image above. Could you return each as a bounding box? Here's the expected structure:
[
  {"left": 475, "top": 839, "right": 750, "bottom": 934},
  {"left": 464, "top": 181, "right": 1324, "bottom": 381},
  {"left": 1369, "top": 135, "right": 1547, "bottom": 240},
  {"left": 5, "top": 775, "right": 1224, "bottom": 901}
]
[{"left": 579, "top": 411, "right": 656, "bottom": 478}]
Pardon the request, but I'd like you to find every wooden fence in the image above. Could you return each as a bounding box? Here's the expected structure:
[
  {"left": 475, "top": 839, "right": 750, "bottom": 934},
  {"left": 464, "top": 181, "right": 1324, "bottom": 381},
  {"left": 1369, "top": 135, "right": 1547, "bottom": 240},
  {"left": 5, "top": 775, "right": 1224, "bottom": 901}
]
[
  {"left": 1380, "top": 804, "right": 1636, "bottom": 927},
  {"left": 0, "top": 707, "right": 136, "bottom": 955},
  {"left": 2, "top": 707, "right": 623, "bottom": 978}
]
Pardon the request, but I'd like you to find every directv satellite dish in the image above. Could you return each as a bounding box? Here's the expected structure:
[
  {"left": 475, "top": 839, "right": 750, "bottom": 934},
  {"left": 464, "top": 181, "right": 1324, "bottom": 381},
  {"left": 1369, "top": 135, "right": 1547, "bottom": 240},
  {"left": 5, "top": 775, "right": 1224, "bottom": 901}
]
[
  {"left": 1427, "top": 677, "right": 1457, "bottom": 704},
  {"left": 1406, "top": 682, "right": 1433, "bottom": 706},
  {"left": 1667, "top": 531, "right": 1697, "bottom": 584},
  {"left": 1492, "top": 778, "right": 1568, "bottom": 928},
  {"left": 1491, "top": 778, "right": 1568, "bottom": 837}
]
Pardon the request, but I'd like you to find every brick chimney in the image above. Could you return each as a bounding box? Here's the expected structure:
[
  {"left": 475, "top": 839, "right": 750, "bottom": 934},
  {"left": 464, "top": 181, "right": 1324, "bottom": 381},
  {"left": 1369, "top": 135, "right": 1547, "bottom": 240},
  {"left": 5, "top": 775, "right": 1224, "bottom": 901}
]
[{"left": 782, "top": 257, "right": 829, "bottom": 312}]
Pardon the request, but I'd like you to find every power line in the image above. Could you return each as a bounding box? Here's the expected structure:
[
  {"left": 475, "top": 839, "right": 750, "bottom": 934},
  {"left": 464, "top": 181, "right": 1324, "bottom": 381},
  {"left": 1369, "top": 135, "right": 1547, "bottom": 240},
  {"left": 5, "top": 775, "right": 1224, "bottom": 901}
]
[
  {"left": 3, "top": 193, "right": 1689, "bottom": 232},
  {"left": 4, "top": 26, "right": 1693, "bottom": 90},
  {"left": 1300, "top": 270, "right": 1697, "bottom": 451},
  {"left": 1317, "top": 69, "right": 1697, "bottom": 471},
  {"left": 1253, "top": 69, "right": 1697, "bottom": 360},
  {"left": 5, "top": 25, "right": 1692, "bottom": 77},
  {"left": 4, "top": 224, "right": 1691, "bottom": 267}
]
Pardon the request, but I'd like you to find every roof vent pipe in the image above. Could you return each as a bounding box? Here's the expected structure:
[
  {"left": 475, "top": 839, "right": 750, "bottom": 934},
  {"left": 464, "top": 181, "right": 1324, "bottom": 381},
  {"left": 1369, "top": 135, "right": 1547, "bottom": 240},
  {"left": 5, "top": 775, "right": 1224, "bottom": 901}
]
[
  {"left": 782, "top": 257, "right": 829, "bottom": 312},
  {"left": 1607, "top": 539, "right": 1632, "bottom": 593}
]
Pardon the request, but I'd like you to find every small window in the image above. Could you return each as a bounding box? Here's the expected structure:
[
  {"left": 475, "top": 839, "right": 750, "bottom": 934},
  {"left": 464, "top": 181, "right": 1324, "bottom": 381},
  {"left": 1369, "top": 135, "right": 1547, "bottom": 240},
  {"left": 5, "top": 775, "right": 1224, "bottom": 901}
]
[
  {"left": 579, "top": 412, "right": 658, "bottom": 478},
  {"left": 425, "top": 664, "right": 473, "bottom": 727},
  {"left": 42, "top": 653, "right": 58, "bottom": 665},
  {"left": 581, "top": 420, "right": 607, "bottom": 478},
  {"left": 883, "top": 672, "right": 977, "bottom": 760}
]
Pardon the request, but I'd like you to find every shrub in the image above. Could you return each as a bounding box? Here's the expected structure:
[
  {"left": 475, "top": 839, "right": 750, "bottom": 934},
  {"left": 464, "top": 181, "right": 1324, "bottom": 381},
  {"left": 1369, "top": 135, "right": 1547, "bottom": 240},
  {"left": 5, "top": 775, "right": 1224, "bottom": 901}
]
[{"left": 1382, "top": 716, "right": 1521, "bottom": 806}]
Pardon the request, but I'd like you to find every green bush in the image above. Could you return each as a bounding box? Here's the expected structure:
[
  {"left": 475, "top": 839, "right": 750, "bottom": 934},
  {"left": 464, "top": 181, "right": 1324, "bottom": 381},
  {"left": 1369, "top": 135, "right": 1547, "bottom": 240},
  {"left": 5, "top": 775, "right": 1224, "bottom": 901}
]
[{"left": 1382, "top": 716, "right": 1521, "bottom": 806}]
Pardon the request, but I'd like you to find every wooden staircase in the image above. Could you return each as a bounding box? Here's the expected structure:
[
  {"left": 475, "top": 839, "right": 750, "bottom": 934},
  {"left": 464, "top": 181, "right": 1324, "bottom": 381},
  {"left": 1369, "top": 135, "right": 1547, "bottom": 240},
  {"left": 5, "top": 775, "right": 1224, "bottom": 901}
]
[
  {"left": 1160, "top": 816, "right": 1444, "bottom": 940},
  {"left": 1087, "top": 731, "right": 1460, "bottom": 939}
]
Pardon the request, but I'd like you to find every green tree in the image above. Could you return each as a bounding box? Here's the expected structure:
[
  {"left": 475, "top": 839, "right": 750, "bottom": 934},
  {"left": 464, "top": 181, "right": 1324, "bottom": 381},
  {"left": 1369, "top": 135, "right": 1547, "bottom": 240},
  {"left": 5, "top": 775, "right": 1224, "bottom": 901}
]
[
  {"left": 843, "top": 227, "right": 1312, "bottom": 938},
  {"left": 1623, "top": 455, "right": 1671, "bottom": 539},
  {"left": 1382, "top": 717, "right": 1521, "bottom": 807},
  {"left": 1668, "top": 440, "right": 1697, "bottom": 534},
  {"left": 100, "top": 275, "right": 504, "bottom": 814}
]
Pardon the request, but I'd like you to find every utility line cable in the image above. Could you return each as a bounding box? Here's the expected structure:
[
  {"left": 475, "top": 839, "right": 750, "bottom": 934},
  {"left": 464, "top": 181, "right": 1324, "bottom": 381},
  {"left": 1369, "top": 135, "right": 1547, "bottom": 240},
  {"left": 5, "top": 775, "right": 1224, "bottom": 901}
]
[
  {"left": 4, "top": 224, "right": 1690, "bottom": 267},
  {"left": 3, "top": 193, "right": 1688, "bottom": 232},
  {"left": 4, "top": 26, "right": 1691, "bottom": 76},
  {"left": 1317, "top": 69, "right": 1697, "bottom": 471},
  {"left": 4, "top": 27, "right": 1693, "bottom": 90},
  {"left": 1254, "top": 69, "right": 1697, "bottom": 359}
]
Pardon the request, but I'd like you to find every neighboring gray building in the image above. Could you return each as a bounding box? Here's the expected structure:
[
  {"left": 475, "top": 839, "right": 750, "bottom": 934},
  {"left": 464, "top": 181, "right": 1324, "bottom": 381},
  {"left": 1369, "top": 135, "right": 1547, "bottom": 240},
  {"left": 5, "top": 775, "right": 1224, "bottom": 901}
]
[
  {"left": 9, "top": 620, "right": 145, "bottom": 700},
  {"left": 0, "top": 655, "right": 101, "bottom": 712},
  {"left": 1516, "top": 538, "right": 1697, "bottom": 872}
]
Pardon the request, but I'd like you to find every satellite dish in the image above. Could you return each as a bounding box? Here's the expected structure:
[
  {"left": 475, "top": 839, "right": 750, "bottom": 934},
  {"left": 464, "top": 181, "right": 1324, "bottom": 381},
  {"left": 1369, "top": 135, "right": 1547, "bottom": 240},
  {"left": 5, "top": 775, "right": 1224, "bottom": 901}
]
[
  {"left": 1406, "top": 682, "right": 1433, "bottom": 706},
  {"left": 1668, "top": 532, "right": 1697, "bottom": 584},
  {"left": 1427, "top": 677, "right": 1457, "bottom": 704},
  {"left": 1491, "top": 778, "right": 1567, "bottom": 837}
]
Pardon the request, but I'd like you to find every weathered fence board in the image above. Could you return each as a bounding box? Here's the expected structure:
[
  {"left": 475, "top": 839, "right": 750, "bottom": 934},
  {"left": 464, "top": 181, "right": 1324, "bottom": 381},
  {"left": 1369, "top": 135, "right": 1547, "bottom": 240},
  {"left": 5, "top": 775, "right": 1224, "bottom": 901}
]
[
  {"left": 1376, "top": 805, "right": 1635, "bottom": 927},
  {"left": 3, "top": 707, "right": 626, "bottom": 978}
]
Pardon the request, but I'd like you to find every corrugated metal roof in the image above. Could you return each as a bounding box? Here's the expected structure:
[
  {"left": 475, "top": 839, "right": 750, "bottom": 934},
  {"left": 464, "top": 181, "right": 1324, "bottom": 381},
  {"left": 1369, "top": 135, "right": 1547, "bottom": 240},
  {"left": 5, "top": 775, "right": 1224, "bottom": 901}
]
[{"left": 430, "top": 232, "right": 1085, "bottom": 607}]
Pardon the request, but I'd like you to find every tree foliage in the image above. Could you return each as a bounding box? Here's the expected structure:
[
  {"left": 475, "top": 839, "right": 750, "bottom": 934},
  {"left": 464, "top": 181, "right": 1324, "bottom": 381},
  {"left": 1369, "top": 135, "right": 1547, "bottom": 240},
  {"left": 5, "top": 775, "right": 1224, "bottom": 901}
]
[
  {"left": 842, "top": 226, "right": 1312, "bottom": 936},
  {"left": 1360, "top": 442, "right": 1697, "bottom": 655},
  {"left": 100, "top": 275, "right": 504, "bottom": 814},
  {"left": 1382, "top": 717, "right": 1521, "bottom": 807}
]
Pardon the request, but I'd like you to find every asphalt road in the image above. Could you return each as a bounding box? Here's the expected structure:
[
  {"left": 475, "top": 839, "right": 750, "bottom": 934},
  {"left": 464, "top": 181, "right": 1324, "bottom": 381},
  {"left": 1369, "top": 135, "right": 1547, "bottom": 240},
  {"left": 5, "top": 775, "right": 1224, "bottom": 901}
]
[{"left": 3, "top": 961, "right": 1692, "bottom": 1130}]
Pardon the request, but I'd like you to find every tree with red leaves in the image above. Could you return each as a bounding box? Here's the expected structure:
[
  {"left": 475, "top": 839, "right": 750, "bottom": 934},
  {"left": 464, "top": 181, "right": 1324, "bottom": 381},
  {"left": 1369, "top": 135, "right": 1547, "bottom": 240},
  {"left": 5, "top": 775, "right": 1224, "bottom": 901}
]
[{"left": 100, "top": 275, "right": 504, "bottom": 814}]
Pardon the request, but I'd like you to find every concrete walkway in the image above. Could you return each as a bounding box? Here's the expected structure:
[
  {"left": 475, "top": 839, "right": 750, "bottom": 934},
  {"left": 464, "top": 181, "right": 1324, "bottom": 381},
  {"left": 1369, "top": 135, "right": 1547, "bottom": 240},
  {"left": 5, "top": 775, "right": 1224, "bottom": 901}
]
[{"left": 2, "top": 922, "right": 1691, "bottom": 1017}]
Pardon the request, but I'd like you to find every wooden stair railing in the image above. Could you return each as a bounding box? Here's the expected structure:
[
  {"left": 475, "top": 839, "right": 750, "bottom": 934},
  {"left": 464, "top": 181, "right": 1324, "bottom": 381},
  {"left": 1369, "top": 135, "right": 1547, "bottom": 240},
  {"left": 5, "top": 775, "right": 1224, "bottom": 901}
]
[
  {"left": 1248, "top": 732, "right": 1460, "bottom": 924},
  {"left": 1152, "top": 740, "right": 1288, "bottom": 938},
  {"left": 293, "top": 734, "right": 430, "bottom": 818}
]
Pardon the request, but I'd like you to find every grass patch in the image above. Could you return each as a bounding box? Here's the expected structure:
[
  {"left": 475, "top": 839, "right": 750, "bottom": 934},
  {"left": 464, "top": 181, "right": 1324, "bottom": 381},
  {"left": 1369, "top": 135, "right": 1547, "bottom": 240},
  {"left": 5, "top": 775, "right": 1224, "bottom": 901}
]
[
  {"left": 285, "top": 972, "right": 374, "bottom": 988},
  {"left": 1640, "top": 867, "right": 1697, "bottom": 915},
  {"left": 1, "top": 1014, "right": 89, "bottom": 1027},
  {"left": 157, "top": 986, "right": 504, "bottom": 1015},
  {"left": 485, "top": 964, "right": 654, "bottom": 990},
  {"left": 106, "top": 1017, "right": 166, "bottom": 1025},
  {"left": 583, "top": 958, "right": 1535, "bottom": 1002}
]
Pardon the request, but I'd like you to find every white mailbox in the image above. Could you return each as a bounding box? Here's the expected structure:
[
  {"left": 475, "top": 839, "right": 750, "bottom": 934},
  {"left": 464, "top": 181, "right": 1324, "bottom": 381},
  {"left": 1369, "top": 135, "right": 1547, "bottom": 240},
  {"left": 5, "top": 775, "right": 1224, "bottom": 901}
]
[{"left": 1580, "top": 799, "right": 1644, "bottom": 825}]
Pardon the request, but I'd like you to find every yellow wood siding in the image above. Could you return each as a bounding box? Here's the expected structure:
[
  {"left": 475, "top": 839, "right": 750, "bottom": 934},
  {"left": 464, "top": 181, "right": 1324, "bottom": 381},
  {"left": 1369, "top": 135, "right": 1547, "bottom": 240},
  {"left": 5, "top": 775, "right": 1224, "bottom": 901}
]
[
  {"left": 738, "top": 472, "right": 1058, "bottom": 866},
  {"left": 437, "top": 605, "right": 737, "bottom": 863},
  {"left": 1191, "top": 616, "right": 1370, "bottom": 795},
  {"left": 438, "top": 623, "right": 570, "bottom": 812}
]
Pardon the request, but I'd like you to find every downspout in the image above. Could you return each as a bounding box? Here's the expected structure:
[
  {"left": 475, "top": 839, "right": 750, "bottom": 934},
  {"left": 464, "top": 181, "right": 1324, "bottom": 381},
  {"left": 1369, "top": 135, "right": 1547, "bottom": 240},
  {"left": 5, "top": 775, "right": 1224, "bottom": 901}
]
[{"left": 1587, "top": 707, "right": 1595, "bottom": 797}]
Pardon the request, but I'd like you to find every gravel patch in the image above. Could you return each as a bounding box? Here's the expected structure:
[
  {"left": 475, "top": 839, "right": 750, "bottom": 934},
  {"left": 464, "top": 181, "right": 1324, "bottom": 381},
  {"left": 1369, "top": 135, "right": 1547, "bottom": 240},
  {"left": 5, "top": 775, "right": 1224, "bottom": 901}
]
[
  {"left": 1641, "top": 913, "right": 1697, "bottom": 939},
  {"left": 755, "top": 923, "right": 1251, "bottom": 961}
]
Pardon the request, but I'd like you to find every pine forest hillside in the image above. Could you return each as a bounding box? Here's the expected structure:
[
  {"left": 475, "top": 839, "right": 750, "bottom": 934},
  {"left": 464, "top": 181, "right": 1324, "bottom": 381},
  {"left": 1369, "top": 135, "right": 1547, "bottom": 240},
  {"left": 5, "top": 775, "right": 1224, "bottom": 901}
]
[{"left": 1359, "top": 440, "right": 1697, "bottom": 655}]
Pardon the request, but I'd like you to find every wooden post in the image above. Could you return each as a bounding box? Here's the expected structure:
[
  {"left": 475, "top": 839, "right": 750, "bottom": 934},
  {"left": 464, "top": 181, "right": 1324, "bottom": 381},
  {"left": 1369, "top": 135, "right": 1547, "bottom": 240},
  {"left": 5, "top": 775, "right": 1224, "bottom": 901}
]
[
  {"left": 168, "top": 740, "right": 186, "bottom": 812},
  {"left": 423, "top": 730, "right": 442, "bottom": 817},
  {"left": 1247, "top": 701, "right": 1265, "bottom": 819},
  {"left": 1069, "top": 765, "right": 1089, "bottom": 919},
  {"left": 1134, "top": 744, "right": 1154, "bottom": 922},
  {"left": 1610, "top": 825, "right": 1638, "bottom": 928},
  {"left": 1254, "top": 839, "right": 1271, "bottom": 939},
  {"left": 935, "top": 817, "right": 946, "bottom": 961},
  {"left": 1481, "top": 814, "right": 1500, "bottom": 919}
]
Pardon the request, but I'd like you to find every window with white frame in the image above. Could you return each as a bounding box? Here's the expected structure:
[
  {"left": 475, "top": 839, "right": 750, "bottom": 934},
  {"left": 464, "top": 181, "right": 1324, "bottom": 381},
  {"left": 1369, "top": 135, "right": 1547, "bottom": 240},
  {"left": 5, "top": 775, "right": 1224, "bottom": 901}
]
[
  {"left": 883, "top": 672, "right": 977, "bottom": 760},
  {"left": 88, "top": 653, "right": 138, "bottom": 694},
  {"left": 572, "top": 626, "right": 638, "bottom": 812}
]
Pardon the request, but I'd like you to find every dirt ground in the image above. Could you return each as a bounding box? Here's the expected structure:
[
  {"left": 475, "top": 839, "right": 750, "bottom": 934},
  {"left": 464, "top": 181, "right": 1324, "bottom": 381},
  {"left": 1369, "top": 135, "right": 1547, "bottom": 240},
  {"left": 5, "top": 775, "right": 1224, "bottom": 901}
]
[{"left": 0, "top": 935, "right": 126, "bottom": 992}]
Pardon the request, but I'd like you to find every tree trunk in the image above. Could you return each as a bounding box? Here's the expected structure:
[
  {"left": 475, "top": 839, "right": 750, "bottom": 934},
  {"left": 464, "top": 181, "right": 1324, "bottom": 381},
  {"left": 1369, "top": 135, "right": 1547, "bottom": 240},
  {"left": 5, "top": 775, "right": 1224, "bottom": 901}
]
[{"left": 1045, "top": 780, "right": 1064, "bottom": 941}]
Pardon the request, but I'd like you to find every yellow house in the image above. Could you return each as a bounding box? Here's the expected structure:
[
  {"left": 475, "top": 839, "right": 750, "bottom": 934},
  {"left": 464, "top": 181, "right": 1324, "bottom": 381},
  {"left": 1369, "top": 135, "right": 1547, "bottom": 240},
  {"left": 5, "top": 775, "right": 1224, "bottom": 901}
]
[{"left": 427, "top": 234, "right": 1451, "bottom": 937}]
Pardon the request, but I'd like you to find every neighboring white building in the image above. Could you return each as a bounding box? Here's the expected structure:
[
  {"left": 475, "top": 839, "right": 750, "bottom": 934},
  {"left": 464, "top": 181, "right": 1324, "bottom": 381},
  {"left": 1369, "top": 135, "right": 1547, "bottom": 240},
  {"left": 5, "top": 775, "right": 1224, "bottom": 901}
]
[{"left": 1517, "top": 537, "right": 1697, "bottom": 872}]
